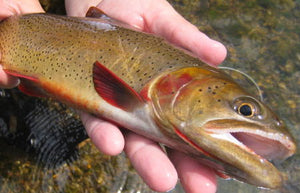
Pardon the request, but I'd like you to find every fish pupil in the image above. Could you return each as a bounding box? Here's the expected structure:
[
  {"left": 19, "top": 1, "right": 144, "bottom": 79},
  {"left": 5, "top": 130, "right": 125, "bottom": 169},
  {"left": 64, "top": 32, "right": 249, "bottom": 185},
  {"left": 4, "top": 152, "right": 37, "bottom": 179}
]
[{"left": 239, "top": 104, "right": 252, "bottom": 116}]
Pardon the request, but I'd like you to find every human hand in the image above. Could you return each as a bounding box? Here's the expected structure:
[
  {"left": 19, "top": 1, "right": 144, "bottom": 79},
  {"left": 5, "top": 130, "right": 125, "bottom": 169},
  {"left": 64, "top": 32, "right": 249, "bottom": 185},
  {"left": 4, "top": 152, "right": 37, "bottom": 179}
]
[
  {"left": 66, "top": 0, "right": 227, "bottom": 193},
  {"left": 0, "top": 0, "right": 44, "bottom": 88}
]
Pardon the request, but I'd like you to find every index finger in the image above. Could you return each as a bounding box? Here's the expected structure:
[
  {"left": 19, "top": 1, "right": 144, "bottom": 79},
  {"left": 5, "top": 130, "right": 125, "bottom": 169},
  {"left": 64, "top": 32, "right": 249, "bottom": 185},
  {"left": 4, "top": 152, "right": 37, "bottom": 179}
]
[{"left": 143, "top": 1, "right": 227, "bottom": 66}]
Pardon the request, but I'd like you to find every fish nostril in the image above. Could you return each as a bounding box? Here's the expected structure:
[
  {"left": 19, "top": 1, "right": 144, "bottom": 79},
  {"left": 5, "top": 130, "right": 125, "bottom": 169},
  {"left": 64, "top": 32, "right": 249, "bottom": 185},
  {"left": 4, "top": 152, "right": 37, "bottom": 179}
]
[
  {"left": 276, "top": 120, "right": 282, "bottom": 126},
  {"left": 274, "top": 116, "right": 282, "bottom": 126}
]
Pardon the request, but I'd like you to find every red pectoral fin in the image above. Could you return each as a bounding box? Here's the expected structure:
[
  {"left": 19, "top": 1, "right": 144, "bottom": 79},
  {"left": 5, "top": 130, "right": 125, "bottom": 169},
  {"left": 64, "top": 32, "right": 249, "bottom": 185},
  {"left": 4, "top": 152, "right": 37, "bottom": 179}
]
[
  {"left": 93, "top": 61, "right": 143, "bottom": 111},
  {"left": 4, "top": 69, "right": 47, "bottom": 98}
]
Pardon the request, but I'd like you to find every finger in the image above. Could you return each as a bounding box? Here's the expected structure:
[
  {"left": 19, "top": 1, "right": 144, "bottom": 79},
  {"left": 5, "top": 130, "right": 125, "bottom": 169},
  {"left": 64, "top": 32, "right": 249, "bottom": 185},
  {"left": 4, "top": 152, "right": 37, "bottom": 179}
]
[
  {"left": 0, "top": 0, "right": 44, "bottom": 19},
  {"left": 0, "top": 65, "right": 19, "bottom": 88},
  {"left": 80, "top": 112, "right": 124, "bottom": 155},
  {"left": 169, "top": 150, "right": 217, "bottom": 193},
  {"left": 97, "top": 0, "right": 145, "bottom": 30},
  {"left": 143, "top": 1, "right": 227, "bottom": 66},
  {"left": 124, "top": 132, "right": 178, "bottom": 192}
]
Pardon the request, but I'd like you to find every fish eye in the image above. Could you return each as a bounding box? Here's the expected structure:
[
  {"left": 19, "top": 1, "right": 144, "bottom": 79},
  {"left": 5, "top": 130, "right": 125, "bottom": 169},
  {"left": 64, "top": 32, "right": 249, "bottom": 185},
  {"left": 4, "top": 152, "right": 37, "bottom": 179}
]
[
  {"left": 232, "top": 97, "right": 261, "bottom": 118},
  {"left": 238, "top": 103, "right": 254, "bottom": 117}
]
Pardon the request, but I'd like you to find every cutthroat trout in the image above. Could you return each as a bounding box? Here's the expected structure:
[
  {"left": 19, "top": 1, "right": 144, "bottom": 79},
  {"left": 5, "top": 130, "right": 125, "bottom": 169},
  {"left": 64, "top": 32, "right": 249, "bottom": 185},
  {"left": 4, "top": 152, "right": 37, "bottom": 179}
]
[{"left": 0, "top": 9, "right": 296, "bottom": 189}]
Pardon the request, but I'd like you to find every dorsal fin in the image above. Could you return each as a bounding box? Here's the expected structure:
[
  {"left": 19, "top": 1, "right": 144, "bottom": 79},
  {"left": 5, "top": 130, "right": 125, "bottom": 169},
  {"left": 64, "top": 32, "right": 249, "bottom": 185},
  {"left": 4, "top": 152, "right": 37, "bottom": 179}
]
[
  {"left": 85, "top": 6, "right": 141, "bottom": 31},
  {"left": 86, "top": 6, "right": 107, "bottom": 18},
  {"left": 93, "top": 61, "right": 144, "bottom": 111}
]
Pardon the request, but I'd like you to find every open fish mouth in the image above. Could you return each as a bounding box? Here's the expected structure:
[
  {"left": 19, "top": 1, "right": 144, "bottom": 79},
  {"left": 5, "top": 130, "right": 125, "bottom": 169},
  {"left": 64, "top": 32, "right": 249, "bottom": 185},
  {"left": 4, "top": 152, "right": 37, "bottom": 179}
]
[
  {"left": 231, "top": 132, "right": 293, "bottom": 160},
  {"left": 206, "top": 124, "right": 296, "bottom": 161}
]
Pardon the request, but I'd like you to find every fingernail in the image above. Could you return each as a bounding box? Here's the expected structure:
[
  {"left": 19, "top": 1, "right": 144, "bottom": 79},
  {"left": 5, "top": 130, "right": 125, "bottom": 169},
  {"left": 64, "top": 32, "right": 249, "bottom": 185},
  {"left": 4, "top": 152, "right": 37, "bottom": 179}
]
[{"left": 166, "top": 183, "right": 179, "bottom": 192}]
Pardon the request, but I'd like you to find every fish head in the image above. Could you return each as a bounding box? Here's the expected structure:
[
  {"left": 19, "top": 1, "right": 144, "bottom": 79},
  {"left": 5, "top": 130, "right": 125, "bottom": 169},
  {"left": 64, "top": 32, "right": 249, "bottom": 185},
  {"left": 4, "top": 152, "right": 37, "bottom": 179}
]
[{"left": 142, "top": 66, "right": 296, "bottom": 188}]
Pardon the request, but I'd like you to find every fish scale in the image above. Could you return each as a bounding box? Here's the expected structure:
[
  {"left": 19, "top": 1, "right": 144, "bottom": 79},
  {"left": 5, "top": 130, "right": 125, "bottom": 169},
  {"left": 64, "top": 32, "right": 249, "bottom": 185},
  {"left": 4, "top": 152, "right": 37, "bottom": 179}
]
[{"left": 0, "top": 12, "right": 296, "bottom": 189}]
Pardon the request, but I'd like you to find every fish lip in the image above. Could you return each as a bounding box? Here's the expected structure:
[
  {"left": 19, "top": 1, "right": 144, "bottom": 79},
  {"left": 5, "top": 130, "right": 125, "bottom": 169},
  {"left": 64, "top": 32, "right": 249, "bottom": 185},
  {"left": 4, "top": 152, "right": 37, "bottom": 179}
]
[{"left": 202, "top": 120, "right": 296, "bottom": 161}]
